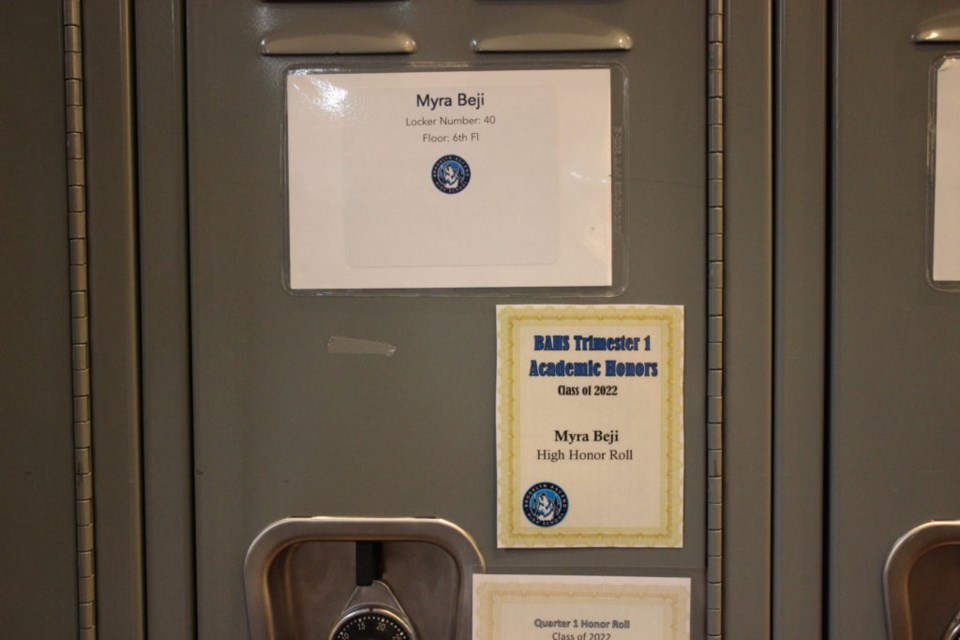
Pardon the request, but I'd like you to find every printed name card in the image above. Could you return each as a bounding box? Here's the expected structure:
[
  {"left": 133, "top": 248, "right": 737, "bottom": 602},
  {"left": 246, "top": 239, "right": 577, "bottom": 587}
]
[
  {"left": 473, "top": 575, "right": 691, "bottom": 640},
  {"left": 286, "top": 68, "right": 614, "bottom": 290},
  {"left": 496, "top": 305, "right": 684, "bottom": 548}
]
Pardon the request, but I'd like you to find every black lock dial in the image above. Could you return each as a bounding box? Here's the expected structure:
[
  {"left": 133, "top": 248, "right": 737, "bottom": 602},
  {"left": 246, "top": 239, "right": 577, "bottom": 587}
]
[
  {"left": 330, "top": 608, "right": 414, "bottom": 640},
  {"left": 329, "top": 542, "right": 417, "bottom": 640}
]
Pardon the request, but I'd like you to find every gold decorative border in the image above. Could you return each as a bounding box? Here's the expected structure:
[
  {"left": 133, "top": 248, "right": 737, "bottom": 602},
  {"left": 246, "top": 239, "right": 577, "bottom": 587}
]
[
  {"left": 496, "top": 305, "right": 684, "bottom": 547},
  {"left": 474, "top": 579, "right": 691, "bottom": 640}
]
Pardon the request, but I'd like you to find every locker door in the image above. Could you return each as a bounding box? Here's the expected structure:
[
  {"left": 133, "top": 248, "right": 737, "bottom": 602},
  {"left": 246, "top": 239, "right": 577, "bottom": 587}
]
[
  {"left": 181, "top": 1, "right": 707, "bottom": 638},
  {"left": 0, "top": 2, "right": 79, "bottom": 636},
  {"left": 832, "top": 1, "right": 960, "bottom": 637}
]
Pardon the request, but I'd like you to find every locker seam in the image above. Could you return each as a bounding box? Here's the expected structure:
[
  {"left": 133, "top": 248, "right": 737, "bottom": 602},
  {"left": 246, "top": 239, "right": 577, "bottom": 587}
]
[
  {"left": 772, "top": 0, "right": 781, "bottom": 635},
  {"left": 824, "top": 0, "right": 837, "bottom": 637},
  {"left": 125, "top": 0, "right": 150, "bottom": 634},
  {"left": 179, "top": 0, "right": 201, "bottom": 636}
]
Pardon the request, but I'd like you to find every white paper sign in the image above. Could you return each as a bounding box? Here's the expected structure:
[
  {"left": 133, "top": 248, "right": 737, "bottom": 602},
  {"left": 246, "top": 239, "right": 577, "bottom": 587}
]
[
  {"left": 934, "top": 57, "right": 960, "bottom": 282},
  {"left": 286, "top": 69, "right": 613, "bottom": 290},
  {"left": 472, "top": 574, "right": 691, "bottom": 640}
]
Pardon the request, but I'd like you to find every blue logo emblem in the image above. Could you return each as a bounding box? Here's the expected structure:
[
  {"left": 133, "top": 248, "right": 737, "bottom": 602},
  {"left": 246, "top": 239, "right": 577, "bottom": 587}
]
[
  {"left": 432, "top": 155, "right": 471, "bottom": 194},
  {"left": 522, "top": 482, "right": 568, "bottom": 527}
]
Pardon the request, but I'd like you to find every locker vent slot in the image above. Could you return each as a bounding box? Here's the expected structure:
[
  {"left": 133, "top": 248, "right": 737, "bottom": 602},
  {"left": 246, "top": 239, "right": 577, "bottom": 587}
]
[
  {"left": 261, "top": 31, "right": 417, "bottom": 55},
  {"left": 913, "top": 9, "right": 960, "bottom": 43},
  {"left": 471, "top": 29, "right": 633, "bottom": 53},
  {"left": 470, "top": 14, "right": 631, "bottom": 53}
]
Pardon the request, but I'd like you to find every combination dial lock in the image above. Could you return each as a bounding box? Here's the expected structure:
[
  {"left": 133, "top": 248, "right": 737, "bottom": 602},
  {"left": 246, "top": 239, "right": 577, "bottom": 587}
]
[{"left": 329, "top": 542, "right": 417, "bottom": 640}]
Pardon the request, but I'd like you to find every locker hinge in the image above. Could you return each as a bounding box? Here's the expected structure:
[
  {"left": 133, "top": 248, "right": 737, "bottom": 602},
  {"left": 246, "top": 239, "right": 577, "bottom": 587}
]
[
  {"left": 63, "top": 1, "right": 97, "bottom": 638},
  {"left": 706, "top": 1, "right": 725, "bottom": 638}
]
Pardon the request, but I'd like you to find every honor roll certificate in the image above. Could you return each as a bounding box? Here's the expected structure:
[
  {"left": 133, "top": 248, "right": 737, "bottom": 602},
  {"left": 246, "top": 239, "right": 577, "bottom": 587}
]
[
  {"left": 286, "top": 69, "right": 613, "bottom": 290},
  {"left": 496, "top": 305, "right": 684, "bottom": 548},
  {"left": 473, "top": 574, "right": 691, "bottom": 640}
]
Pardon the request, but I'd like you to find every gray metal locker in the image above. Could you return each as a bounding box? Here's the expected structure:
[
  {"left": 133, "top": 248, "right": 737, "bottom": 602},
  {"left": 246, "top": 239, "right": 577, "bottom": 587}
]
[
  {"left": 0, "top": 2, "right": 80, "bottom": 637},
  {"left": 177, "top": 2, "right": 707, "bottom": 638},
  {"left": 5, "top": 1, "right": 730, "bottom": 638},
  {"left": 17, "top": 1, "right": 960, "bottom": 639},
  {"left": 832, "top": 1, "right": 960, "bottom": 638}
]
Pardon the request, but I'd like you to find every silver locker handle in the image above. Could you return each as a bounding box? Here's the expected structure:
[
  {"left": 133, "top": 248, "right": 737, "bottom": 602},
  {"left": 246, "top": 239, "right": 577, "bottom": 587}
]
[
  {"left": 944, "top": 609, "right": 960, "bottom": 640},
  {"left": 885, "top": 521, "right": 960, "bottom": 639}
]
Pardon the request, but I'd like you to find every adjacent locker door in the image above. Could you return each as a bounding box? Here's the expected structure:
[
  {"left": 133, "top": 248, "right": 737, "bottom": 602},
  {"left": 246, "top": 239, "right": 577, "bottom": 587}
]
[
  {"left": 832, "top": 1, "right": 960, "bottom": 637},
  {"left": 184, "top": 1, "right": 707, "bottom": 638},
  {"left": 0, "top": 2, "right": 79, "bottom": 636}
]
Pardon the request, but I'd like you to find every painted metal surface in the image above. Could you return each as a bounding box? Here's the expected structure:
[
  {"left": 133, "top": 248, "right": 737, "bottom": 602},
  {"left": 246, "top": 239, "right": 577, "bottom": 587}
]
[
  {"left": 0, "top": 1, "right": 78, "bottom": 637},
  {"left": 185, "top": 1, "right": 706, "bottom": 637},
  {"left": 833, "top": 0, "right": 960, "bottom": 637}
]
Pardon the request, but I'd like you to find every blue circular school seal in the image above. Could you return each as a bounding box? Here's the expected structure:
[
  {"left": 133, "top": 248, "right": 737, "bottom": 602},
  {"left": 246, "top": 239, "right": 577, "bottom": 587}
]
[
  {"left": 431, "top": 154, "right": 471, "bottom": 194},
  {"left": 522, "top": 482, "right": 568, "bottom": 527}
]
